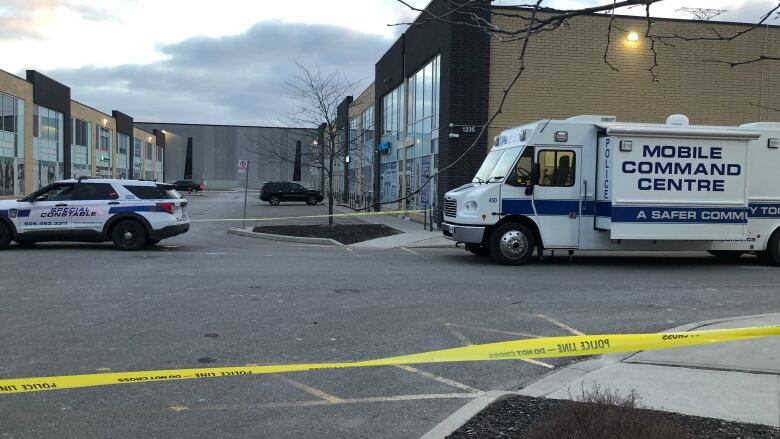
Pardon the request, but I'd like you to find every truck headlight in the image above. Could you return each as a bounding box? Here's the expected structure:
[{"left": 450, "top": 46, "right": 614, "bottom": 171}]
[{"left": 465, "top": 201, "right": 478, "bottom": 212}]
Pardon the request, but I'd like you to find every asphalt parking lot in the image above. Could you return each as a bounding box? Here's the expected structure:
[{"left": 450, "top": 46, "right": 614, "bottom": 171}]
[{"left": 2, "top": 191, "right": 780, "bottom": 438}]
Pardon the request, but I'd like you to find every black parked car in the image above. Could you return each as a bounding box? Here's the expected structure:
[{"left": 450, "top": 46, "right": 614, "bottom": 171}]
[
  {"left": 260, "top": 182, "right": 323, "bottom": 206},
  {"left": 171, "top": 180, "right": 204, "bottom": 192}
]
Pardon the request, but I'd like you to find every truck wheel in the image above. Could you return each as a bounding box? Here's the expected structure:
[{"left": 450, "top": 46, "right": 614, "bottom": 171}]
[
  {"left": 765, "top": 230, "right": 780, "bottom": 266},
  {"left": 269, "top": 195, "right": 280, "bottom": 206},
  {"left": 464, "top": 243, "right": 490, "bottom": 257},
  {"left": 111, "top": 220, "right": 147, "bottom": 251},
  {"left": 489, "top": 223, "right": 536, "bottom": 265},
  {"left": 0, "top": 222, "right": 10, "bottom": 250},
  {"left": 707, "top": 250, "right": 744, "bottom": 260}
]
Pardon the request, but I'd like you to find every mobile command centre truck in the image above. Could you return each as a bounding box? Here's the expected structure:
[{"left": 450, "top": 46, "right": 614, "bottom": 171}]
[{"left": 442, "top": 115, "right": 780, "bottom": 265}]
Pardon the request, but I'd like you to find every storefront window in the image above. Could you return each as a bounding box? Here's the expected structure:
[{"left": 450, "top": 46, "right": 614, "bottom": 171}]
[
  {"left": 0, "top": 92, "right": 23, "bottom": 196},
  {"left": 405, "top": 54, "right": 440, "bottom": 210},
  {"left": 33, "top": 104, "right": 64, "bottom": 187}
]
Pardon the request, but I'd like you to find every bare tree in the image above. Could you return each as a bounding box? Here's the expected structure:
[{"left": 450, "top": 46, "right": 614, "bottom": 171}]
[
  {"left": 247, "top": 63, "right": 358, "bottom": 226},
  {"left": 676, "top": 7, "right": 728, "bottom": 21}
]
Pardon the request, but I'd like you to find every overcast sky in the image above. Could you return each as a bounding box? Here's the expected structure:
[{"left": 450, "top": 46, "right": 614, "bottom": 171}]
[{"left": 1, "top": 0, "right": 776, "bottom": 125}]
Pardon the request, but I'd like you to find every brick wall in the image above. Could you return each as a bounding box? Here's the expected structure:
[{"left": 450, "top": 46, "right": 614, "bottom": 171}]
[{"left": 488, "top": 12, "right": 780, "bottom": 144}]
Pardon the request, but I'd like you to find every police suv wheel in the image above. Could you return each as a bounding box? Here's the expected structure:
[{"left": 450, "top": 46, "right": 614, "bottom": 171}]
[
  {"left": 490, "top": 223, "right": 536, "bottom": 265},
  {"left": 112, "top": 220, "right": 147, "bottom": 251},
  {"left": 0, "top": 222, "right": 10, "bottom": 250},
  {"left": 766, "top": 230, "right": 780, "bottom": 267},
  {"left": 269, "top": 195, "right": 280, "bottom": 206}
]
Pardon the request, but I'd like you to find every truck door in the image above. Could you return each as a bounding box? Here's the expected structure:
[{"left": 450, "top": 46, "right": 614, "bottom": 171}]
[{"left": 532, "top": 147, "right": 582, "bottom": 248}]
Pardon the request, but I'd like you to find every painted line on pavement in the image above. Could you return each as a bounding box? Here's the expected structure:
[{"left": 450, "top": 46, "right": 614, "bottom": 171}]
[
  {"left": 394, "top": 365, "right": 481, "bottom": 393},
  {"left": 182, "top": 392, "right": 481, "bottom": 411},
  {"left": 444, "top": 323, "right": 543, "bottom": 339},
  {"left": 277, "top": 376, "right": 343, "bottom": 403},
  {"left": 537, "top": 314, "right": 586, "bottom": 336}
]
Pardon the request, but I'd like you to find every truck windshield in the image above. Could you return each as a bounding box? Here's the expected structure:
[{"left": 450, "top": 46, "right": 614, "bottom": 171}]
[{"left": 473, "top": 147, "right": 522, "bottom": 183}]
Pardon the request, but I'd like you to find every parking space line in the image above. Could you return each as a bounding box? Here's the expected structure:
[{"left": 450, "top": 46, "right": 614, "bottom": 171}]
[
  {"left": 277, "top": 376, "right": 344, "bottom": 403},
  {"left": 183, "top": 392, "right": 481, "bottom": 411},
  {"left": 343, "top": 247, "right": 360, "bottom": 257},
  {"left": 537, "top": 314, "right": 586, "bottom": 336},
  {"left": 444, "top": 322, "right": 542, "bottom": 339},
  {"left": 401, "top": 247, "right": 429, "bottom": 259},
  {"left": 394, "top": 365, "right": 481, "bottom": 393},
  {"left": 445, "top": 326, "right": 473, "bottom": 346}
]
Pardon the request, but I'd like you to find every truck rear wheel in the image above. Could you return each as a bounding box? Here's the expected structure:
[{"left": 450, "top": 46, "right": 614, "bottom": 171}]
[
  {"left": 489, "top": 222, "right": 536, "bottom": 265},
  {"left": 764, "top": 230, "right": 780, "bottom": 266}
]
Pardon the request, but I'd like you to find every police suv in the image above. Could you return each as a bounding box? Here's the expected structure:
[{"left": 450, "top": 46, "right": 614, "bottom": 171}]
[
  {"left": 0, "top": 178, "right": 190, "bottom": 250},
  {"left": 443, "top": 115, "right": 780, "bottom": 266}
]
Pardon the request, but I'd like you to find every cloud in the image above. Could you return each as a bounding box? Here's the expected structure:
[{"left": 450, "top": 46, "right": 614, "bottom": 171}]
[
  {"left": 0, "top": 0, "right": 121, "bottom": 40},
  {"left": 44, "top": 21, "right": 390, "bottom": 125}
]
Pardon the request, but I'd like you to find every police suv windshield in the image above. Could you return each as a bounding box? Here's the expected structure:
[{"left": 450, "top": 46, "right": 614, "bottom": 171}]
[{"left": 473, "top": 146, "right": 522, "bottom": 183}]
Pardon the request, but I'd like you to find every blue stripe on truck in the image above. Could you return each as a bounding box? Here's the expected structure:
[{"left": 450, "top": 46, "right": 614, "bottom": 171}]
[{"left": 501, "top": 199, "right": 780, "bottom": 223}]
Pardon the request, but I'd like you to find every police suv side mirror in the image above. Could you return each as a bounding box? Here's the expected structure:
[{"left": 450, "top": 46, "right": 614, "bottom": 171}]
[
  {"left": 34, "top": 195, "right": 48, "bottom": 202},
  {"left": 525, "top": 163, "right": 540, "bottom": 196}
]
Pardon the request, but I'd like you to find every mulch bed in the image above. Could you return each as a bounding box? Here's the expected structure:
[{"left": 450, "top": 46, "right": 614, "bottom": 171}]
[
  {"left": 252, "top": 224, "right": 401, "bottom": 245},
  {"left": 447, "top": 395, "right": 780, "bottom": 439}
]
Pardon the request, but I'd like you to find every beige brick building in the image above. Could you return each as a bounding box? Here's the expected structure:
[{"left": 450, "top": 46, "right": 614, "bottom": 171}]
[{"left": 0, "top": 69, "right": 165, "bottom": 197}]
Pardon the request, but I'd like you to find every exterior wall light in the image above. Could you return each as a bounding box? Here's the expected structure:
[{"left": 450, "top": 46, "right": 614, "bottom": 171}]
[
  {"left": 627, "top": 32, "right": 639, "bottom": 42},
  {"left": 148, "top": 136, "right": 153, "bottom": 142},
  {"left": 102, "top": 118, "right": 108, "bottom": 126}
]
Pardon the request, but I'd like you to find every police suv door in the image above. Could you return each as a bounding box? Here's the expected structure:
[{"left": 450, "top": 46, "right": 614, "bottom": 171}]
[
  {"left": 17, "top": 183, "right": 74, "bottom": 235},
  {"left": 532, "top": 147, "right": 582, "bottom": 248},
  {"left": 69, "top": 183, "right": 118, "bottom": 234}
]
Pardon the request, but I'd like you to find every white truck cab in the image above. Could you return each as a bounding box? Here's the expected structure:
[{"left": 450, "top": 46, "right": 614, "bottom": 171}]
[{"left": 442, "top": 115, "right": 780, "bottom": 266}]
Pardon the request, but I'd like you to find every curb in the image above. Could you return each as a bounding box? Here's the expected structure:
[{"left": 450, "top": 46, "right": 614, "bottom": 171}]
[
  {"left": 227, "top": 227, "right": 343, "bottom": 246},
  {"left": 419, "top": 312, "right": 780, "bottom": 438},
  {"left": 420, "top": 391, "right": 519, "bottom": 439}
]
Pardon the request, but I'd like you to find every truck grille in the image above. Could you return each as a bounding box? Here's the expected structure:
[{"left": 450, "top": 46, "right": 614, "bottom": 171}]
[{"left": 444, "top": 199, "right": 457, "bottom": 217}]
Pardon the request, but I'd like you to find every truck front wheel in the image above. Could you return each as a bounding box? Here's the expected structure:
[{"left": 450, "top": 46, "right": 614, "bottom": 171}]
[{"left": 489, "top": 223, "right": 536, "bottom": 265}]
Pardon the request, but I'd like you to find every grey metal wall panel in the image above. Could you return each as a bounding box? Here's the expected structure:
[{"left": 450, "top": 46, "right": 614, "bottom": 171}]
[{"left": 136, "top": 123, "right": 316, "bottom": 190}]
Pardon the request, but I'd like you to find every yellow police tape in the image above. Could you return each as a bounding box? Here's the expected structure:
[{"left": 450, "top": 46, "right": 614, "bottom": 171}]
[
  {"left": 191, "top": 209, "right": 425, "bottom": 222},
  {"left": 2, "top": 325, "right": 778, "bottom": 395}
]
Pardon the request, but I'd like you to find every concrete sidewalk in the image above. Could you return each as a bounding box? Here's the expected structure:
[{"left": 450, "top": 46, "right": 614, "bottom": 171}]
[
  {"left": 334, "top": 206, "right": 456, "bottom": 249},
  {"left": 422, "top": 313, "right": 780, "bottom": 438},
  {"left": 518, "top": 313, "right": 780, "bottom": 427}
]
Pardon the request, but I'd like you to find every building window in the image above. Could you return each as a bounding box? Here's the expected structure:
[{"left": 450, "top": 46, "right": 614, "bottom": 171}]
[
  {"left": 405, "top": 54, "right": 441, "bottom": 210},
  {"left": 117, "top": 133, "right": 129, "bottom": 155},
  {"left": 33, "top": 104, "right": 64, "bottom": 162},
  {"left": 0, "top": 92, "right": 18, "bottom": 159},
  {"left": 71, "top": 118, "right": 92, "bottom": 173},
  {"left": 146, "top": 142, "right": 153, "bottom": 160},
  {"left": 381, "top": 84, "right": 404, "bottom": 162}
]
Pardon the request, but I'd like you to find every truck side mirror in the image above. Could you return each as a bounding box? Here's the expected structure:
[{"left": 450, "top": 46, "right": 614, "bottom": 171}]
[{"left": 525, "top": 163, "right": 540, "bottom": 196}]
